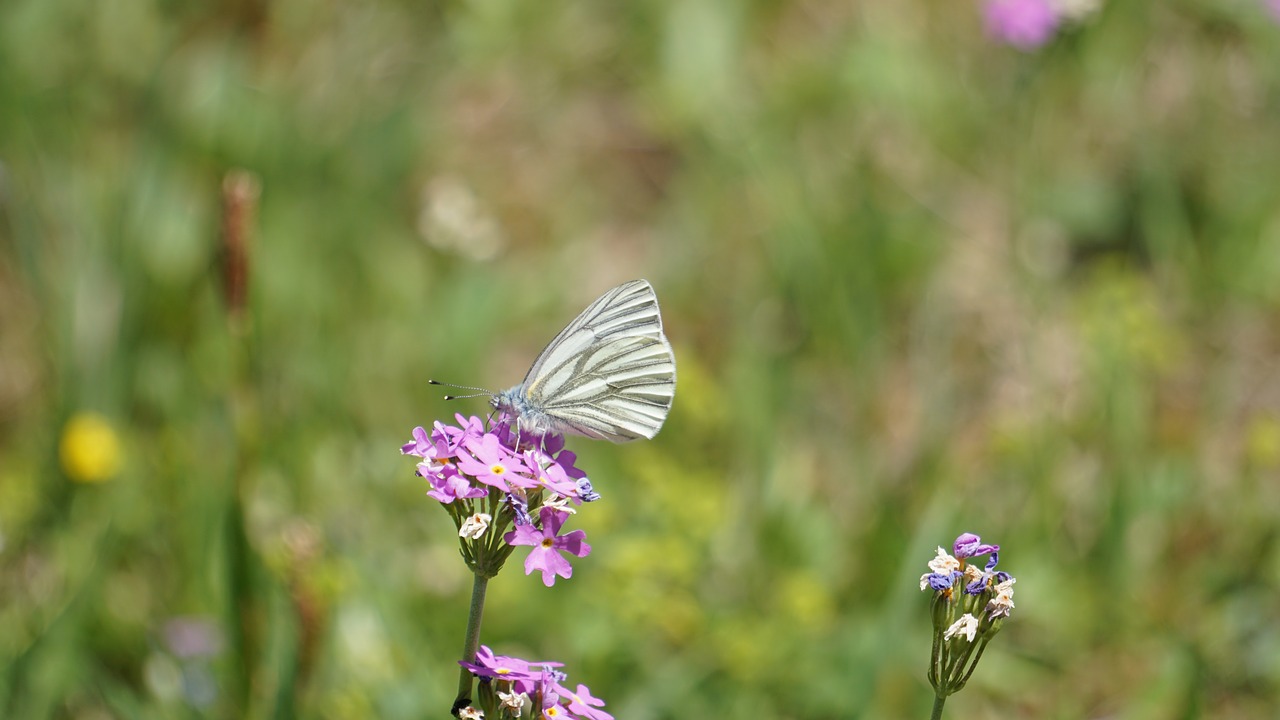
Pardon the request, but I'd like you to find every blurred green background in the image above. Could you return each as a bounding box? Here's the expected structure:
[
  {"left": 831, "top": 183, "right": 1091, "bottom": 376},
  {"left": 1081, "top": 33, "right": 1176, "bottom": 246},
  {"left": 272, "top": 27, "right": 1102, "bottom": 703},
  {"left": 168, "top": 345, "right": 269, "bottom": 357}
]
[{"left": 4, "top": 1, "right": 1280, "bottom": 718}]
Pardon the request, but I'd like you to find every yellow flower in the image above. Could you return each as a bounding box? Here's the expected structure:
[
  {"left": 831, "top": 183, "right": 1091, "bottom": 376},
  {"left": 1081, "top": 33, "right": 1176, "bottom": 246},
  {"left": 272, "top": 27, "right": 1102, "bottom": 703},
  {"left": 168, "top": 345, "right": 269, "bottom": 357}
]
[
  {"left": 59, "top": 412, "right": 122, "bottom": 483},
  {"left": 1246, "top": 415, "right": 1280, "bottom": 470}
]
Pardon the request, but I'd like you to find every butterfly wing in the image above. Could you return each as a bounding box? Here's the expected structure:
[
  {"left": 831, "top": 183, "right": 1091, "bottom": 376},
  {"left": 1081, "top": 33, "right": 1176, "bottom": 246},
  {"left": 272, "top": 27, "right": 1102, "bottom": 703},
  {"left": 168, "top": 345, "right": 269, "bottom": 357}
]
[{"left": 519, "top": 280, "right": 676, "bottom": 441}]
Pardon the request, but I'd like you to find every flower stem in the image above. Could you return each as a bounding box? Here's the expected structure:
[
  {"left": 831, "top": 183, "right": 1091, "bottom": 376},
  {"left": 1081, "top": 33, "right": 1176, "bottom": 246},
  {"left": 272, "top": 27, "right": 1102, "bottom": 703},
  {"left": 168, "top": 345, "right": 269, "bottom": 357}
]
[
  {"left": 930, "top": 694, "right": 946, "bottom": 720},
  {"left": 455, "top": 572, "right": 490, "bottom": 705}
]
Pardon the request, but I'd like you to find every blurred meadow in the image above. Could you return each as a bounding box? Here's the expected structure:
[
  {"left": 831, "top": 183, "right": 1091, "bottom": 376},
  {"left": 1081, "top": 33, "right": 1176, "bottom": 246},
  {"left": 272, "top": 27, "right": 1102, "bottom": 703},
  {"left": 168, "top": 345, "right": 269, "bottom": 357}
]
[{"left": 4, "top": 0, "right": 1280, "bottom": 718}]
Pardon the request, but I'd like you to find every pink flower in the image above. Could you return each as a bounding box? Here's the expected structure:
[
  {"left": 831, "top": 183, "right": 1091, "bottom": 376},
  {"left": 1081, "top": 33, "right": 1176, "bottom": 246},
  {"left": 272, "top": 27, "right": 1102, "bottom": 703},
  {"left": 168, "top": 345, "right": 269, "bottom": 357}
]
[
  {"left": 460, "top": 646, "right": 565, "bottom": 696},
  {"left": 983, "top": 0, "right": 1060, "bottom": 50},
  {"left": 559, "top": 683, "right": 614, "bottom": 720},
  {"left": 505, "top": 507, "right": 591, "bottom": 586},
  {"left": 422, "top": 464, "right": 487, "bottom": 504},
  {"left": 457, "top": 433, "right": 535, "bottom": 492}
]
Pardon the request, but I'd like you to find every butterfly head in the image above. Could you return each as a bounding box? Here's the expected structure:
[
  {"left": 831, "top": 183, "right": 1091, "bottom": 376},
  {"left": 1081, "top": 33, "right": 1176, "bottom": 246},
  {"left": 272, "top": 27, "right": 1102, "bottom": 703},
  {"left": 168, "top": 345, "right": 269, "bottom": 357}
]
[
  {"left": 492, "top": 386, "right": 552, "bottom": 435},
  {"left": 489, "top": 387, "right": 516, "bottom": 414}
]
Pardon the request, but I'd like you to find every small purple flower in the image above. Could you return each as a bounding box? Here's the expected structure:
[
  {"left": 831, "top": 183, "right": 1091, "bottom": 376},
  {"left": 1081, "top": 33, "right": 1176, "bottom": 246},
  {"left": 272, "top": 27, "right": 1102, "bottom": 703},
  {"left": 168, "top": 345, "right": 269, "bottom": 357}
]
[
  {"left": 460, "top": 646, "right": 614, "bottom": 718},
  {"left": 965, "top": 552, "right": 1003, "bottom": 595},
  {"left": 560, "top": 683, "right": 614, "bottom": 720},
  {"left": 983, "top": 0, "right": 1060, "bottom": 50},
  {"left": 400, "top": 426, "right": 433, "bottom": 457},
  {"left": 575, "top": 477, "right": 601, "bottom": 503},
  {"left": 530, "top": 456, "right": 584, "bottom": 498},
  {"left": 423, "top": 465, "right": 488, "bottom": 504},
  {"left": 404, "top": 416, "right": 485, "bottom": 458},
  {"left": 922, "top": 572, "right": 957, "bottom": 592},
  {"left": 457, "top": 433, "right": 535, "bottom": 492},
  {"left": 506, "top": 492, "right": 534, "bottom": 526},
  {"left": 462, "top": 647, "right": 536, "bottom": 692},
  {"left": 542, "top": 664, "right": 569, "bottom": 683},
  {"left": 505, "top": 506, "right": 591, "bottom": 586},
  {"left": 542, "top": 702, "right": 571, "bottom": 719},
  {"left": 460, "top": 646, "right": 566, "bottom": 696},
  {"left": 554, "top": 449, "right": 587, "bottom": 480},
  {"left": 953, "top": 533, "right": 999, "bottom": 560},
  {"left": 163, "top": 616, "right": 224, "bottom": 659}
]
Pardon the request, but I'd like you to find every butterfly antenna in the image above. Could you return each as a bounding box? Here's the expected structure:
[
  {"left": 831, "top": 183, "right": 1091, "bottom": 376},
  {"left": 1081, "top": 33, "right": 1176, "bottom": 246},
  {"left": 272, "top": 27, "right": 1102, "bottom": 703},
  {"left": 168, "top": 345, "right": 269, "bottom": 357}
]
[{"left": 428, "top": 379, "right": 495, "bottom": 401}]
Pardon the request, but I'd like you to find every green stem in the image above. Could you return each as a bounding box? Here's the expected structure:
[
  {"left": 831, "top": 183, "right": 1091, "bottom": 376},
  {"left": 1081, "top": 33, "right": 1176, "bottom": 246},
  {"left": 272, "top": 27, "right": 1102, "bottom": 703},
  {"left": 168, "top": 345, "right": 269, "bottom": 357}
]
[
  {"left": 930, "top": 694, "right": 946, "bottom": 720},
  {"left": 454, "top": 572, "right": 490, "bottom": 705},
  {"left": 953, "top": 637, "right": 991, "bottom": 691}
]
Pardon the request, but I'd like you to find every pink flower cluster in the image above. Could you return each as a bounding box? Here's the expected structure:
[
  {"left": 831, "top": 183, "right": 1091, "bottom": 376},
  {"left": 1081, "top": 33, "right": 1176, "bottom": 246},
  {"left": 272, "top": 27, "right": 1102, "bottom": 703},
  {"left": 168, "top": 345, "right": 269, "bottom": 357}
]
[
  {"left": 402, "top": 415, "right": 592, "bottom": 504},
  {"left": 402, "top": 415, "right": 599, "bottom": 586},
  {"left": 461, "top": 646, "right": 613, "bottom": 720}
]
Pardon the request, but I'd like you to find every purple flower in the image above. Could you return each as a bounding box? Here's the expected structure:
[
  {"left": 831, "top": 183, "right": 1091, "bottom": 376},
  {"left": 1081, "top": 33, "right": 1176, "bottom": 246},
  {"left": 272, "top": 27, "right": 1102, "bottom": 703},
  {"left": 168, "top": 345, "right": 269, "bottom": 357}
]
[
  {"left": 554, "top": 449, "right": 587, "bottom": 480},
  {"left": 411, "top": 422, "right": 489, "bottom": 504},
  {"left": 530, "top": 455, "right": 585, "bottom": 498},
  {"left": 983, "top": 0, "right": 1060, "bottom": 50},
  {"left": 457, "top": 433, "right": 535, "bottom": 492},
  {"left": 461, "top": 646, "right": 614, "bottom": 718},
  {"left": 505, "top": 506, "right": 591, "bottom": 586},
  {"left": 461, "top": 646, "right": 569, "bottom": 697},
  {"left": 163, "top": 616, "right": 223, "bottom": 659},
  {"left": 953, "top": 533, "right": 999, "bottom": 560},
  {"left": 423, "top": 463, "right": 488, "bottom": 504},
  {"left": 506, "top": 492, "right": 534, "bottom": 526},
  {"left": 541, "top": 702, "right": 571, "bottom": 719},
  {"left": 965, "top": 552, "right": 1003, "bottom": 595},
  {"left": 1269, "top": 0, "right": 1280, "bottom": 22},
  {"left": 400, "top": 426, "right": 433, "bottom": 457},
  {"left": 434, "top": 417, "right": 484, "bottom": 456},
  {"left": 461, "top": 646, "right": 539, "bottom": 693},
  {"left": 575, "top": 477, "right": 601, "bottom": 503},
  {"left": 404, "top": 416, "right": 485, "bottom": 458},
  {"left": 560, "top": 683, "right": 614, "bottom": 720},
  {"left": 922, "top": 572, "right": 957, "bottom": 592}
]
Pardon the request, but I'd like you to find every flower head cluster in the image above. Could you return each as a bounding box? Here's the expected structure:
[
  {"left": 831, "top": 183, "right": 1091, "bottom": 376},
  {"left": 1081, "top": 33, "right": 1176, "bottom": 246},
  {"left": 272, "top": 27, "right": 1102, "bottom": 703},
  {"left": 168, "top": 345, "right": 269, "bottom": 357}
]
[
  {"left": 402, "top": 414, "right": 598, "bottom": 583},
  {"left": 920, "top": 532, "right": 1017, "bottom": 700},
  {"left": 981, "top": 0, "right": 1103, "bottom": 51},
  {"left": 458, "top": 646, "right": 614, "bottom": 720}
]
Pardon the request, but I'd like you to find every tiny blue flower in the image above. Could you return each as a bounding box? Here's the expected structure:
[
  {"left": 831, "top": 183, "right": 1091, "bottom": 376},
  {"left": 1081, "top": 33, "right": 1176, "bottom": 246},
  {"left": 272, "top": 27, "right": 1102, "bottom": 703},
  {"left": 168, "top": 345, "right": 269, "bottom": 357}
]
[
  {"left": 575, "top": 478, "right": 601, "bottom": 503},
  {"left": 507, "top": 493, "right": 533, "bottom": 526}
]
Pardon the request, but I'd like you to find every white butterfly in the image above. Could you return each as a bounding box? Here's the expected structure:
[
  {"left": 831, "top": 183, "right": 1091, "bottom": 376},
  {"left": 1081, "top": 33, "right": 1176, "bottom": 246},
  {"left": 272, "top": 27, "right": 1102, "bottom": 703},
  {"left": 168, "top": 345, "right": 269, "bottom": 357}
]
[{"left": 490, "top": 279, "right": 677, "bottom": 442}]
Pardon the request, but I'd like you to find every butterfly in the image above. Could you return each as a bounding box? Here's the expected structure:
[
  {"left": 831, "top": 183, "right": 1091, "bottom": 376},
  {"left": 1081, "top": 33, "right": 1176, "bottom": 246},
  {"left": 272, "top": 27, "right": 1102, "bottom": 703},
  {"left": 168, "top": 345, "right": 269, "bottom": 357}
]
[{"left": 436, "top": 280, "right": 676, "bottom": 442}]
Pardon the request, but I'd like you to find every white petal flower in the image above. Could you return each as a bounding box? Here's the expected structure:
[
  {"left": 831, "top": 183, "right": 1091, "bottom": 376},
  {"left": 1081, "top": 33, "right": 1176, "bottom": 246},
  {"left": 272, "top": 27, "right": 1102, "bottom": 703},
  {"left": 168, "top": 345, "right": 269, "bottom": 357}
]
[
  {"left": 544, "top": 495, "right": 577, "bottom": 515},
  {"left": 459, "top": 513, "right": 492, "bottom": 539},
  {"left": 964, "top": 563, "right": 985, "bottom": 586},
  {"left": 499, "top": 690, "right": 529, "bottom": 716},
  {"left": 988, "top": 576, "right": 1017, "bottom": 619},
  {"left": 458, "top": 706, "right": 484, "bottom": 720},
  {"left": 927, "top": 547, "right": 961, "bottom": 575},
  {"left": 944, "top": 613, "right": 979, "bottom": 642}
]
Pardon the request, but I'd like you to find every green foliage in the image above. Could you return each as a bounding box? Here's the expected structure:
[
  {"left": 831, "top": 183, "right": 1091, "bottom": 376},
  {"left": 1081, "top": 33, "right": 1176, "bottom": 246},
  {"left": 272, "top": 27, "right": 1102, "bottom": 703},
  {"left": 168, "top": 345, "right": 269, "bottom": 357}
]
[{"left": 3, "top": 0, "right": 1280, "bottom": 717}]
